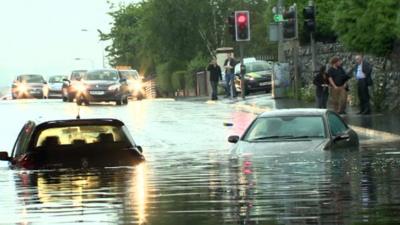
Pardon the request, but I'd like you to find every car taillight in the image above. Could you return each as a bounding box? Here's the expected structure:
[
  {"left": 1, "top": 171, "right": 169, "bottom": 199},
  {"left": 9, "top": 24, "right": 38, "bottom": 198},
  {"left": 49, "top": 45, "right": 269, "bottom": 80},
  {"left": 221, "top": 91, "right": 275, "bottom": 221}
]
[{"left": 19, "top": 154, "right": 36, "bottom": 169}]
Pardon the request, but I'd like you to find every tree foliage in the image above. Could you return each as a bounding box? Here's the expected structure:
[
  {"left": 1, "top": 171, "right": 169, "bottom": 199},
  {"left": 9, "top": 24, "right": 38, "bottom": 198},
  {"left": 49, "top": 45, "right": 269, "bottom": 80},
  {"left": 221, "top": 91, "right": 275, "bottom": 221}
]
[
  {"left": 333, "top": 0, "right": 400, "bottom": 56},
  {"left": 102, "top": 0, "right": 400, "bottom": 95}
]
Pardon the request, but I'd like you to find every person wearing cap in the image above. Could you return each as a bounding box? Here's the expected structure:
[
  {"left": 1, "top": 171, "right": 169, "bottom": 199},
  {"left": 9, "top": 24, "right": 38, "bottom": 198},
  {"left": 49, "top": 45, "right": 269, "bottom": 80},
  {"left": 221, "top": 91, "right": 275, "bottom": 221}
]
[{"left": 327, "top": 57, "right": 350, "bottom": 114}]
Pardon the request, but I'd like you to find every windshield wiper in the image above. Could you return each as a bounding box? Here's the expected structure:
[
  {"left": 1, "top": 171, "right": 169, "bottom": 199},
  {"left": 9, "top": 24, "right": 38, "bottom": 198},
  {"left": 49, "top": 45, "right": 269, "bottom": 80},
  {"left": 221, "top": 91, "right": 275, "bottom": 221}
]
[
  {"left": 249, "top": 135, "right": 323, "bottom": 141},
  {"left": 284, "top": 135, "right": 323, "bottom": 139},
  {"left": 249, "top": 135, "right": 294, "bottom": 141}
]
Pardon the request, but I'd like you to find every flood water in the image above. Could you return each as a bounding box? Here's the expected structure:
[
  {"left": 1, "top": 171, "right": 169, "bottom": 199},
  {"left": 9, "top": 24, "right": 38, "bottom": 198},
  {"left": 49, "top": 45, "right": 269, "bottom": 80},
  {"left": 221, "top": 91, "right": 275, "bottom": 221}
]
[{"left": 0, "top": 99, "right": 399, "bottom": 224}]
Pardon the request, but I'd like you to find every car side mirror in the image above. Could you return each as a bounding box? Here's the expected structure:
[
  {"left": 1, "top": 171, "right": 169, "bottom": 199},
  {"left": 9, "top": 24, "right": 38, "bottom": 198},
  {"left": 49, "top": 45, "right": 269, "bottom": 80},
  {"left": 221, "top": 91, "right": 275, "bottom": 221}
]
[
  {"left": 333, "top": 133, "right": 350, "bottom": 142},
  {"left": 0, "top": 151, "right": 10, "bottom": 161},
  {"left": 228, "top": 135, "right": 240, "bottom": 143},
  {"left": 136, "top": 145, "right": 143, "bottom": 153},
  {"left": 43, "top": 81, "right": 48, "bottom": 84},
  {"left": 120, "top": 78, "right": 127, "bottom": 83}
]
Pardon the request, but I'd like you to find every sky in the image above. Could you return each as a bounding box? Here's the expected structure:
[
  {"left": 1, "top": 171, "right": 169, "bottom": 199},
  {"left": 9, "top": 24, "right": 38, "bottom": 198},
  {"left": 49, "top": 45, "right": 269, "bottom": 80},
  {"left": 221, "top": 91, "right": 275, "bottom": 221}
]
[{"left": 0, "top": 0, "right": 137, "bottom": 85}]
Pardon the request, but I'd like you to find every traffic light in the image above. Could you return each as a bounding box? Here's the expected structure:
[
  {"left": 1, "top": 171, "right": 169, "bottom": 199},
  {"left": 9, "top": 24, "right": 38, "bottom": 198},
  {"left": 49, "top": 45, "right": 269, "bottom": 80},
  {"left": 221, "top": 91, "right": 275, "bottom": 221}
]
[
  {"left": 282, "top": 8, "right": 296, "bottom": 39},
  {"left": 235, "top": 11, "right": 250, "bottom": 41},
  {"left": 303, "top": 6, "right": 316, "bottom": 33},
  {"left": 227, "top": 13, "right": 235, "bottom": 41}
]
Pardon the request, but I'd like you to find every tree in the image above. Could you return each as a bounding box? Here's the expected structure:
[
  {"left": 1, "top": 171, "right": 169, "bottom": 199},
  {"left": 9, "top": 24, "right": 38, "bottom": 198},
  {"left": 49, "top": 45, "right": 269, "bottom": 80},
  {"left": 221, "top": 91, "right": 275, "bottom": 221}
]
[{"left": 333, "top": 0, "right": 400, "bottom": 57}]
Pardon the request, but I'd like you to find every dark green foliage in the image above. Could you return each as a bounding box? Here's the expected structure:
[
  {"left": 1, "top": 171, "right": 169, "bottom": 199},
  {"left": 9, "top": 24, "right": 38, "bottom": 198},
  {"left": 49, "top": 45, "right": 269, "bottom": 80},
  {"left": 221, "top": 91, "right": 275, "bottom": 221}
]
[{"left": 333, "top": 0, "right": 400, "bottom": 56}]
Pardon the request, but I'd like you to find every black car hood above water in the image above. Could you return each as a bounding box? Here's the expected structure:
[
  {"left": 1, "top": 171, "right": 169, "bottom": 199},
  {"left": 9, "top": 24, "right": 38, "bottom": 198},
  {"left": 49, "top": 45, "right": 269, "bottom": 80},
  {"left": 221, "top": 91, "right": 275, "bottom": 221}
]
[{"left": 230, "top": 138, "right": 329, "bottom": 157}]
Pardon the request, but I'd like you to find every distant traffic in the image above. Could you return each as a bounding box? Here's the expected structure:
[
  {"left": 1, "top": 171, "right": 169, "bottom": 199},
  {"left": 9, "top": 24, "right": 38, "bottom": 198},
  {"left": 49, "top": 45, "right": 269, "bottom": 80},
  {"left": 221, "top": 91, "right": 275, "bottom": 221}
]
[{"left": 9, "top": 68, "right": 146, "bottom": 105}]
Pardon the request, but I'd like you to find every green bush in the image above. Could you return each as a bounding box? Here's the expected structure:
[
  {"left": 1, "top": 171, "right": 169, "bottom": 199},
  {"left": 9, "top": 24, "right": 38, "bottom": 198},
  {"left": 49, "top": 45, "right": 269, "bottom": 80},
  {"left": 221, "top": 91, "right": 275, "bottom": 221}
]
[
  {"left": 299, "top": 85, "right": 315, "bottom": 102},
  {"left": 171, "top": 70, "right": 186, "bottom": 91},
  {"left": 156, "top": 63, "right": 173, "bottom": 95}
]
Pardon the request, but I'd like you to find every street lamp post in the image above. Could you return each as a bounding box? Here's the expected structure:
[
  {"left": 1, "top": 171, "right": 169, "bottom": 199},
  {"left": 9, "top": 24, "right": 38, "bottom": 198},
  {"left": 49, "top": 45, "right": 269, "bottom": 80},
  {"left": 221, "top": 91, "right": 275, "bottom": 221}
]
[
  {"left": 81, "top": 28, "right": 107, "bottom": 68},
  {"left": 74, "top": 57, "right": 95, "bottom": 69}
]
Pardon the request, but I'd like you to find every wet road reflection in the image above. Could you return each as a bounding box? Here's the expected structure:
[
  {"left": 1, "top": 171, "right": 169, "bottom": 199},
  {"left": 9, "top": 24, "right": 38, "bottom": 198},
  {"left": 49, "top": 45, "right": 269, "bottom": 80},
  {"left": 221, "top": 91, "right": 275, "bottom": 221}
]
[{"left": 0, "top": 99, "right": 399, "bottom": 224}]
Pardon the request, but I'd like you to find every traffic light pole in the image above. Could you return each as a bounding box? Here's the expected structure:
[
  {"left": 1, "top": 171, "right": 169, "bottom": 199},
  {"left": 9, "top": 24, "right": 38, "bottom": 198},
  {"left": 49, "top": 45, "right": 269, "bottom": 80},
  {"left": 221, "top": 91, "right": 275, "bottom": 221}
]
[
  {"left": 240, "top": 43, "right": 245, "bottom": 99},
  {"left": 293, "top": 4, "right": 300, "bottom": 99},
  {"left": 309, "top": 0, "right": 317, "bottom": 72}
]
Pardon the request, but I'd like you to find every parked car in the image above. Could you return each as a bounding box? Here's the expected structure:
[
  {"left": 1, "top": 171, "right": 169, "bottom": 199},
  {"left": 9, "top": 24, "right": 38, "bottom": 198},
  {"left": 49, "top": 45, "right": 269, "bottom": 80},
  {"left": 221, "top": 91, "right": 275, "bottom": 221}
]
[
  {"left": 62, "top": 70, "right": 87, "bottom": 102},
  {"left": 119, "top": 69, "right": 145, "bottom": 100},
  {"left": 47, "top": 75, "right": 68, "bottom": 98},
  {"left": 234, "top": 60, "right": 273, "bottom": 95},
  {"left": 228, "top": 109, "right": 359, "bottom": 158},
  {"left": 0, "top": 118, "right": 145, "bottom": 169},
  {"left": 75, "top": 69, "right": 130, "bottom": 106},
  {"left": 11, "top": 74, "right": 48, "bottom": 99}
]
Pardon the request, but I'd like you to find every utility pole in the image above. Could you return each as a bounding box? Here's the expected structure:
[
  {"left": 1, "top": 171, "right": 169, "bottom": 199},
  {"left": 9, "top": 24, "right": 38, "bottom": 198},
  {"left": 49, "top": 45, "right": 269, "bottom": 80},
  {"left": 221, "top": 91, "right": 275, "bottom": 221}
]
[
  {"left": 277, "top": 0, "right": 284, "bottom": 63},
  {"left": 309, "top": 0, "right": 317, "bottom": 72},
  {"left": 292, "top": 4, "right": 300, "bottom": 99}
]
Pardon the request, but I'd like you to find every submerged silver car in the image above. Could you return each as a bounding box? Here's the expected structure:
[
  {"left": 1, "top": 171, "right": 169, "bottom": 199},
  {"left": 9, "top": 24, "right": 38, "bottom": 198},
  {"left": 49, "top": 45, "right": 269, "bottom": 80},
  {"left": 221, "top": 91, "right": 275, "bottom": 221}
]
[{"left": 228, "top": 109, "right": 359, "bottom": 157}]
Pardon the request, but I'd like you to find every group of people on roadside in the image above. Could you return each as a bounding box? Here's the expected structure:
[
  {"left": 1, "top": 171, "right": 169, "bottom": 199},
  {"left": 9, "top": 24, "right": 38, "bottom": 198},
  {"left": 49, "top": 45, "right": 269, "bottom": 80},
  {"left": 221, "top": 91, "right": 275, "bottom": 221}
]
[
  {"left": 207, "top": 53, "right": 373, "bottom": 116},
  {"left": 206, "top": 53, "right": 237, "bottom": 100},
  {"left": 313, "top": 54, "right": 373, "bottom": 115}
]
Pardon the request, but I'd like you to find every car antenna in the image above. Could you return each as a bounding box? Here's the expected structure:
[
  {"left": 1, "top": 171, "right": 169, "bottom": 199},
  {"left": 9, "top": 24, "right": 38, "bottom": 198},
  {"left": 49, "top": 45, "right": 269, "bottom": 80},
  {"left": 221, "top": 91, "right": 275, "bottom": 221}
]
[{"left": 77, "top": 107, "right": 81, "bottom": 119}]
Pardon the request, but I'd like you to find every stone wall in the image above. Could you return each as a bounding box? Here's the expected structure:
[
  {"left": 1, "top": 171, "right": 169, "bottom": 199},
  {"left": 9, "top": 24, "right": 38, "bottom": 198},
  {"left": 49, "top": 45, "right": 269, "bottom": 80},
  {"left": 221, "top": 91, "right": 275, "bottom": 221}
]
[{"left": 284, "top": 42, "right": 400, "bottom": 112}]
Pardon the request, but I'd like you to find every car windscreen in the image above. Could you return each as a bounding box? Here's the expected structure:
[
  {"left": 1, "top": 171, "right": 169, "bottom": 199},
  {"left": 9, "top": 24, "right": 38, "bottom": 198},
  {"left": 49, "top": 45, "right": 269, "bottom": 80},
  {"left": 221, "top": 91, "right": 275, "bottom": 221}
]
[
  {"left": 243, "top": 116, "right": 326, "bottom": 141},
  {"left": 84, "top": 70, "right": 119, "bottom": 81},
  {"left": 120, "top": 70, "right": 139, "bottom": 80},
  {"left": 20, "top": 75, "right": 45, "bottom": 83},
  {"left": 49, "top": 76, "right": 66, "bottom": 83},
  {"left": 246, "top": 62, "right": 272, "bottom": 73},
  {"left": 35, "top": 125, "right": 131, "bottom": 147},
  {"left": 71, "top": 71, "right": 86, "bottom": 80}
]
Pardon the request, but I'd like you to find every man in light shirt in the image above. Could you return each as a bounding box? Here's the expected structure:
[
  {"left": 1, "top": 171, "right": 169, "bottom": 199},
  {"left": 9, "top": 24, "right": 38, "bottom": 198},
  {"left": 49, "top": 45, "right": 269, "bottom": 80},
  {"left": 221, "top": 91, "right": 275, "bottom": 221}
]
[{"left": 353, "top": 55, "right": 373, "bottom": 115}]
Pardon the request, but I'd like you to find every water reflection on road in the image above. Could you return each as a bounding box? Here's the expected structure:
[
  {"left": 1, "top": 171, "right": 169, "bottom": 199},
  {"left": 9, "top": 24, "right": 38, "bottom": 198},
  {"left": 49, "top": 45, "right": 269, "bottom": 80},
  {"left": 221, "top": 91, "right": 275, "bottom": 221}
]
[{"left": 0, "top": 99, "right": 399, "bottom": 224}]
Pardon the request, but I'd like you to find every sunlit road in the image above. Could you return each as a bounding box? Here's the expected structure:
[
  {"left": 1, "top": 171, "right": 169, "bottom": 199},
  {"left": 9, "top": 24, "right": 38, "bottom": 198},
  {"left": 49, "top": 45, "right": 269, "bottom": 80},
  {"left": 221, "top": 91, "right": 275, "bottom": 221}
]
[{"left": 0, "top": 99, "right": 400, "bottom": 224}]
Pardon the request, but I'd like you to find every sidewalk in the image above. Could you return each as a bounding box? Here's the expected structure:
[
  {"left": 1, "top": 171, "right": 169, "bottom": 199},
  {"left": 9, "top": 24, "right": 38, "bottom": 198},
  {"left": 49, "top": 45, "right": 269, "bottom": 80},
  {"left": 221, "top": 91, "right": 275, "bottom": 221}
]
[{"left": 178, "top": 94, "right": 400, "bottom": 137}]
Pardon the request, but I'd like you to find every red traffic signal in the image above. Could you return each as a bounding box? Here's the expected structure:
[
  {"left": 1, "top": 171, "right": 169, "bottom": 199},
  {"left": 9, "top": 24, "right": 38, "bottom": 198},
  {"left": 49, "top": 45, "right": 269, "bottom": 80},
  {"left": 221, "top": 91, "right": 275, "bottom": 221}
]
[{"left": 235, "top": 11, "right": 250, "bottom": 41}]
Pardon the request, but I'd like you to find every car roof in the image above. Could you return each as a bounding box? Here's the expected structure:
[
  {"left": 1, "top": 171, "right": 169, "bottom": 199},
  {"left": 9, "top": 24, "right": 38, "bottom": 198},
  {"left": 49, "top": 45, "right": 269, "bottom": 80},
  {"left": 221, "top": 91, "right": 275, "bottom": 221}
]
[
  {"left": 259, "top": 108, "right": 329, "bottom": 117},
  {"left": 18, "top": 74, "right": 44, "bottom": 77},
  {"left": 87, "top": 69, "right": 119, "bottom": 73},
  {"left": 35, "top": 118, "right": 125, "bottom": 130}
]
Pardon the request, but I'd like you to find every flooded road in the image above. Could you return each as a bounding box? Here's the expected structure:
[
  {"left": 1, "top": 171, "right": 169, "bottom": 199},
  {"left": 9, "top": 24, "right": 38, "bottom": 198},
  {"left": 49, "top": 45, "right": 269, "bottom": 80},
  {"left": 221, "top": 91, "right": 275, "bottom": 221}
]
[{"left": 0, "top": 99, "right": 400, "bottom": 224}]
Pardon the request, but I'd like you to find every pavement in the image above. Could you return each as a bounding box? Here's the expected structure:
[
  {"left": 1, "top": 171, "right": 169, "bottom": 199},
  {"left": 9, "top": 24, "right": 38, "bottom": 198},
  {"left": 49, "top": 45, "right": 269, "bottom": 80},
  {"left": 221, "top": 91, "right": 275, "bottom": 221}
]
[{"left": 176, "top": 93, "right": 400, "bottom": 142}]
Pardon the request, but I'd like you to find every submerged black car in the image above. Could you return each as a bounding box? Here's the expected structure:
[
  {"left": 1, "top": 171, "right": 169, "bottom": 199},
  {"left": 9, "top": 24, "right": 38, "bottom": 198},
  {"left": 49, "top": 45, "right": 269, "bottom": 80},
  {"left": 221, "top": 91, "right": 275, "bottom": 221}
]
[
  {"left": 0, "top": 118, "right": 144, "bottom": 169},
  {"left": 75, "top": 69, "right": 130, "bottom": 105},
  {"left": 228, "top": 109, "right": 359, "bottom": 158}
]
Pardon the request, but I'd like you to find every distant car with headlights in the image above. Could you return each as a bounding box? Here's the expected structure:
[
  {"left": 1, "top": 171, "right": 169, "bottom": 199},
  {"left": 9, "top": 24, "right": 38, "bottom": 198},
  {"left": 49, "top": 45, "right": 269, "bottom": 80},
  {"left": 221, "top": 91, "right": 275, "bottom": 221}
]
[
  {"left": 47, "top": 75, "right": 68, "bottom": 98},
  {"left": 11, "top": 74, "right": 48, "bottom": 99},
  {"left": 228, "top": 109, "right": 359, "bottom": 158},
  {"left": 119, "top": 69, "right": 145, "bottom": 100},
  {"left": 75, "top": 69, "right": 130, "bottom": 105},
  {"left": 62, "top": 70, "right": 87, "bottom": 102},
  {"left": 0, "top": 118, "right": 145, "bottom": 169},
  {"left": 234, "top": 60, "right": 273, "bottom": 95}
]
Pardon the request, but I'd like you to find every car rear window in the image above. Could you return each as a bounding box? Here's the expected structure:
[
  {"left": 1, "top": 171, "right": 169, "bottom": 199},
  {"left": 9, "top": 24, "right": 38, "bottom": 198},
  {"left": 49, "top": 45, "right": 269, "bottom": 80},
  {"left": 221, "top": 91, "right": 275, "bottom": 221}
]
[{"left": 35, "top": 125, "right": 129, "bottom": 147}]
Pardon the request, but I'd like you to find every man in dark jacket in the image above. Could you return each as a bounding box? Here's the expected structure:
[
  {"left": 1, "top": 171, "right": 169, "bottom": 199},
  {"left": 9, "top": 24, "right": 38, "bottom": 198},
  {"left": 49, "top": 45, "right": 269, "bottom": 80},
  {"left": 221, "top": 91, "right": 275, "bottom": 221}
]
[
  {"left": 353, "top": 55, "right": 373, "bottom": 114},
  {"left": 327, "top": 57, "right": 350, "bottom": 114},
  {"left": 207, "top": 58, "right": 222, "bottom": 100}
]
